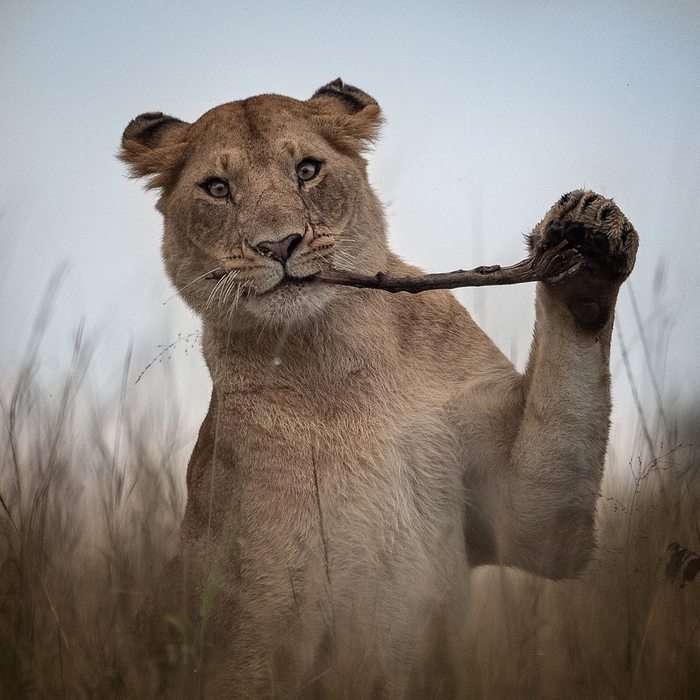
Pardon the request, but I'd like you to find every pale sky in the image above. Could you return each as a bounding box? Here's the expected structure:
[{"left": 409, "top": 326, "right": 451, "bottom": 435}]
[{"left": 1, "top": 0, "right": 699, "bottom": 440}]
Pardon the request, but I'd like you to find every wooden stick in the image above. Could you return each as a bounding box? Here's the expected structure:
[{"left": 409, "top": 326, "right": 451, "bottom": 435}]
[{"left": 313, "top": 243, "right": 583, "bottom": 294}]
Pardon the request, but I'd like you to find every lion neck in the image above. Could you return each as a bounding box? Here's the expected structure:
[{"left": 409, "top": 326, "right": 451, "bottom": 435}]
[{"left": 201, "top": 284, "right": 395, "bottom": 390}]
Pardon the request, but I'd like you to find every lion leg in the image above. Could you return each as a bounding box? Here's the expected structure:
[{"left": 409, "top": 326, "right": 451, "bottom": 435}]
[{"left": 495, "top": 191, "right": 638, "bottom": 578}]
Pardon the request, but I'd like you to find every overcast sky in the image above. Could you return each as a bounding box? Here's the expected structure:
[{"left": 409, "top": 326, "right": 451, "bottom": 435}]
[{"left": 1, "top": 0, "right": 699, "bottom": 442}]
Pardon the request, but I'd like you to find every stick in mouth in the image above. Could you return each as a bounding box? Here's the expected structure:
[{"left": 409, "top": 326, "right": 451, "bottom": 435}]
[{"left": 206, "top": 242, "right": 583, "bottom": 294}]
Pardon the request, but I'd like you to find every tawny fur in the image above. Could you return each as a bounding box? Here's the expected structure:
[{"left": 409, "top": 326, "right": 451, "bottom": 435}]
[{"left": 122, "top": 80, "right": 638, "bottom": 697}]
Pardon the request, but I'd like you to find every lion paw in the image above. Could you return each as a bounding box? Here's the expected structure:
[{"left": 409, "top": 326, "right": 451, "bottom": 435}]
[
  {"left": 529, "top": 191, "right": 638, "bottom": 329},
  {"left": 529, "top": 190, "right": 638, "bottom": 283}
]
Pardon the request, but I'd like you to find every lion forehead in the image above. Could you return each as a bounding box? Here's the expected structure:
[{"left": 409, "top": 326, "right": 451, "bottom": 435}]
[{"left": 189, "top": 95, "right": 318, "bottom": 147}]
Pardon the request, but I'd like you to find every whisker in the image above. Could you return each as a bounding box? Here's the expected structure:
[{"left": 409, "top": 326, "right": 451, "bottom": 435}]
[
  {"left": 218, "top": 272, "right": 232, "bottom": 308},
  {"left": 220, "top": 271, "right": 240, "bottom": 307},
  {"left": 206, "top": 273, "right": 230, "bottom": 309},
  {"left": 331, "top": 251, "right": 357, "bottom": 270},
  {"left": 225, "top": 281, "right": 245, "bottom": 323},
  {"left": 163, "top": 266, "right": 225, "bottom": 305}
]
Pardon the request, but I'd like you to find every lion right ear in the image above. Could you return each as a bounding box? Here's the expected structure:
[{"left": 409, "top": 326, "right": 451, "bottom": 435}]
[
  {"left": 309, "top": 79, "right": 383, "bottom": 154},
  {"left": 120, "top": 112, "right": 190, "bottom": 191}
]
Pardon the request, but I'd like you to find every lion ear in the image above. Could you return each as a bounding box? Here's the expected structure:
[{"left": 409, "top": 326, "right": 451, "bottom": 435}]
[
  {"left": 120, "top": 112, "right": 190, "bottom": 191},
  {"left": 309, "top": 78, "right": 383, "bottom": 153}
]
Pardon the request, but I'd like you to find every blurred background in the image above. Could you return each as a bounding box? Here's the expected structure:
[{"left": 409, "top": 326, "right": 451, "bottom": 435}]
[{"left": 1, "top": 0, "right": 699, "bottom": 459}]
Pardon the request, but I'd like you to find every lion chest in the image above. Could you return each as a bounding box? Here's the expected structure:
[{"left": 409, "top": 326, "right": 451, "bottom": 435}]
[
  {"left": 184, "top": 373, "right": 466, "bottom": 601},
  {"left": 180, "top": 361, "right": 472, "bottom": 688}
]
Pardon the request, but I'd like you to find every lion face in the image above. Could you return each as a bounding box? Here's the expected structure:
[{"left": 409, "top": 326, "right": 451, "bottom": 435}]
[{"left": 121, "top": 80, "right": 385, "bottom": 327}]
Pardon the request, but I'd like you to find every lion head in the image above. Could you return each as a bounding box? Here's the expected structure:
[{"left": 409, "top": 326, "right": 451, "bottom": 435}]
[{"left": 121, "top": 79, "right": 387, "bottom": 327}]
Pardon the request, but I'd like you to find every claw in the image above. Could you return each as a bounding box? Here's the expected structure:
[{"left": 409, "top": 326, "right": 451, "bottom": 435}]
[{"left": 581, "top": 193, "right": 598, "bottom": 210}]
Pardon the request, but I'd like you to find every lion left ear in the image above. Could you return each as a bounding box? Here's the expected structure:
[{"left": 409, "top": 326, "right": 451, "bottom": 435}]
[
  {"left": 119, "top": 112, "right": 190, "bottom": 191},
  {"left": 309, "top": 78, "right": 383, "bottom": 153}
]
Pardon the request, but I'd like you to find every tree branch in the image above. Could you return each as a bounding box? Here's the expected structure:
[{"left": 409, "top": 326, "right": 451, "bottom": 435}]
[{"left": 313, "top": 242, "right": 583, "bottom": 294}]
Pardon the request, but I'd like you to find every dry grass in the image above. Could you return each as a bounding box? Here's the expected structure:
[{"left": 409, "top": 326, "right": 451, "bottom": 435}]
[
  {"left": 465, "top": 438, "right": 700, "bottom": 699},
  {"left": 1, "top": 300, "right": 698, "bottom": 698},
  {"left": 0, "top": 293, "right": 186, "bottom": 697}
]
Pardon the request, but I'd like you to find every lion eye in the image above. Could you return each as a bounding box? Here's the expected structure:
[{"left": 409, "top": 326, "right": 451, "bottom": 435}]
[
  {"left": 201, "top": 177, "right": 230, "bottom": 198},
  {"left": 296, "top": 159, "right": 321, "bottom": 182}
]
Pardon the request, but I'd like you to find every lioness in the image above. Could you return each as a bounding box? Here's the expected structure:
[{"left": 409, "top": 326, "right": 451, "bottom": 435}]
[{"left": 122, "top": 79, "right": 637, "bottom": 697}]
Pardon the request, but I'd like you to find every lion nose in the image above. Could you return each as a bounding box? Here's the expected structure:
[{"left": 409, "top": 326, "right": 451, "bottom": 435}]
[{"left": 254, "top": 233, "right": 303, "bottom": 263}]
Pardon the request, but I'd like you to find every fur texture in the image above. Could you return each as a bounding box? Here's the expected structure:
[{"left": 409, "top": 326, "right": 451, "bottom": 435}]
[{"left": 121, "top": 80, "right": 638, "bottom": 697}]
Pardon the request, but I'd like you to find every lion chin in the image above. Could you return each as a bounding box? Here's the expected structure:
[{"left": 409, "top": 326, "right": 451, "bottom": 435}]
[{"left": 243, "top": 279, "right": 337, "bottom": 327}]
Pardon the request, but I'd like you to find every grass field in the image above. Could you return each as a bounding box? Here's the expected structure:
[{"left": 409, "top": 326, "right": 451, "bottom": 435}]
[{"left": 1, "top": 306, "right": 698, "bottom": 698}]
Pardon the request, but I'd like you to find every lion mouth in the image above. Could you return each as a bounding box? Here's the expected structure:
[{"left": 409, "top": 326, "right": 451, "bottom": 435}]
[
  {"left": 266, "top": 274, "right": 317, "bottom": 294},
  {"left": 204, "top": 270, "right": 319, "bottom": 295}
]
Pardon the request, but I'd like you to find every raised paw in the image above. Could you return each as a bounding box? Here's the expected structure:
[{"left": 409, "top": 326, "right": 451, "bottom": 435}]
[
  {"left": 529, "top": 190, "right": 638, "bottom": 329},
  {"left": 529, "top": 190, "right": 638, "bottom": 282}
]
